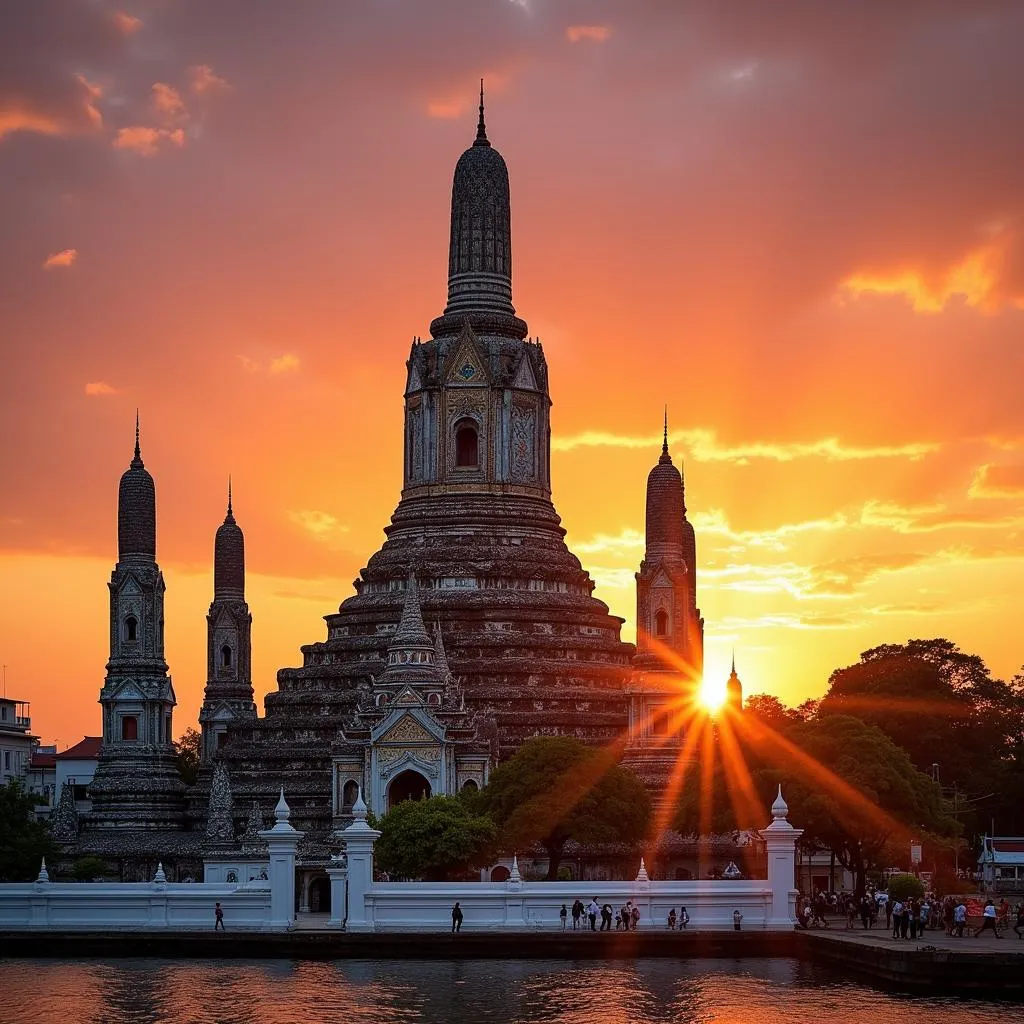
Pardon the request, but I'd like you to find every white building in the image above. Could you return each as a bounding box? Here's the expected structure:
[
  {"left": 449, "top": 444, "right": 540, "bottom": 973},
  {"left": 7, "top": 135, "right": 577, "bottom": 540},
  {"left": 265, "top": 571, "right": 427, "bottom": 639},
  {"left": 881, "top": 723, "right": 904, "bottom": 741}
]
[
  {"left": 978, "top": 836, "right": 1024, "bottom": 894},
  {"left": 26, "top": 746, "right": 57, "bottom": 815},
  {"left": 0, "top": 697, "right": 36, "bottom": 787},
  {"left": 54, "top": 736, "right": 102, "bottom": 814}
]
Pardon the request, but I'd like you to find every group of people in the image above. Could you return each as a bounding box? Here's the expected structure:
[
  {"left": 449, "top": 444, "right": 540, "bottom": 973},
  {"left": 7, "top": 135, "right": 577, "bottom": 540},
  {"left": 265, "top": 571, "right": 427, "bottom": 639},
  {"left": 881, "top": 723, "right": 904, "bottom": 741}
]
[
  {"left": 797, "top": 886, "right": 1024, "bottom": 941},
  {"left": 561, "top": 899, "right": 645, "bottom": 931}
]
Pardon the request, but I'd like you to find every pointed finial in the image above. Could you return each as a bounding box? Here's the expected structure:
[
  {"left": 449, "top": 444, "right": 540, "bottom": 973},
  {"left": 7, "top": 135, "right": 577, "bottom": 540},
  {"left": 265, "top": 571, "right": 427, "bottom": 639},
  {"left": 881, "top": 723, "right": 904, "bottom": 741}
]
[
  {"left": 352, "top": 786, "right": 368, "bottom": 821},
  {"left": 37, "top": 857, "right": 49, "bottom": 883},
  {"left": 226, "top": 475, "right": 234, "bottom": 520},
  {"left": 474, "top": 78, "right": 489, "bottom": 146},
  {"left": 771, "top": 784, "right": 789, "bottom": 820},
  {"left": 731, "top": 649, "right": 736, "bottom": 676},
  {"left": 663, "top": 406, "right": 669, "bottom": 455},
  {"left": 274, "top": 787, "right": 290, "bottom": 823},
  {"left": 132, "top": 410, "right": 143, "bottom": 467},
  {"left": 154, "top": 861, "right": 166, "bottom": 883}
]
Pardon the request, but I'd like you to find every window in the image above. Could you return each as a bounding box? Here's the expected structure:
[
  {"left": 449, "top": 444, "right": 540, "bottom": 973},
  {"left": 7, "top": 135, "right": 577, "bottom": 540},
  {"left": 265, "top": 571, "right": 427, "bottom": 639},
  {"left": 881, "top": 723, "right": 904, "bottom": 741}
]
[
  {"left": 454, "top": 418, "right": 479, "bottom": 468},
  {"left": 461, "top": 779, "right": 479, "bottom": 793},
  {"left": 125, "top": 615, "right": 138, "bottom": 642},
  {"left": 3, "top": 751, "right": 9, "bottom": 771},
  {"left": 121, "top": 716, "right": 138, "bottom": 741},
  {"left": 226, "top": 871, "right": 238, "bottom": 884},
  {"left": 654, "top": 609, "right": 668, "bottom": 636},
  {"left": 342, "top": 779, "right": 359, "bottom": 809},
  {"left": 217, "top": 731, "right": 228, "bottom": 749},
  {"left": 221, "top": 645, "right": 233, "bottom": 668}
]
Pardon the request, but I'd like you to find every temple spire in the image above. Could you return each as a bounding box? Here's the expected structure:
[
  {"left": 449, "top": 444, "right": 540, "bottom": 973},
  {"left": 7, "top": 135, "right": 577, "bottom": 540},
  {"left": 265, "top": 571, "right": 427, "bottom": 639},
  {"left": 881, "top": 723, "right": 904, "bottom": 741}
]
[
  {"left": 133, "top": 410, "right": 143, "bottom": 467},
  {"left": 226, "top": 475, "right": 234, "bottom": 522},
  {"left": 474, "top": 78, "right": 489, "bottom": 146},
  {"left": 659, "top": 407, "right": 672, "bottom": 465}
]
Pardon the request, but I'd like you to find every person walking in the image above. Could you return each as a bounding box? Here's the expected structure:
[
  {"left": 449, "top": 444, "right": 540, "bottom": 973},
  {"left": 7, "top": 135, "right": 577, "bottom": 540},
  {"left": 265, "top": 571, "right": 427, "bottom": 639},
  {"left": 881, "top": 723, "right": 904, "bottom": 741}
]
[
  {"left": 974, "top": 900, "right": 1001, "bottom": 938},
  {"left": 899, "top": 901, "right": 910, "bottom": 940},
  {"left": 954, "top": 900, "right": 967, "bottom": 938},
  {"left": 668, "top": 908, "right": 677, "bottom": 930},
  {"left": 559, "top": 903, "right": 568, "bottom": 931},
  {"left": 587, "top": 897, "right": 600, "bottom": 932},
  {"left": 1013, "top": 902, "right": 1024, "bottom": 939},
  {"left": 601, "top": 903, "right": 613, "bottom": 931},
  {"left": 733, "top": 909, "right": 743, "bottom": 931},
  {"left": 908, "top": 899, "right": 919, "bottom": 941},
  {"left": 214, "top": 902, "right": 225, "bottom": 931},
  {"left": 451, "top": 901, "right": 463, "bottom": 933},
  {"left": 571, "top": 899, "right": 582, "bottom": 931},
  {"left": 891, "top": 900, "right": 903, "bottom": 938},
  {"left": 630, "top": 903, "right": 641, "bottom": 931},
  {"left": 679, "top": 906, "right": 690, "bottom": 930}
]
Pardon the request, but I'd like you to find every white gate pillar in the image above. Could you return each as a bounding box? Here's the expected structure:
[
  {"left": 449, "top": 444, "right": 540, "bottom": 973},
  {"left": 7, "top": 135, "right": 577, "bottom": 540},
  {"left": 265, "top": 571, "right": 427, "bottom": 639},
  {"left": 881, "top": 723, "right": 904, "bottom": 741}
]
[
  {"left": 342, "top": 788, "right": 380, "bottom": 932},
  {"left": 759, "top": 785, "right": 803, "bottom": 931},
  {"left": 326, "top": 857, "right": 348, "bottom": 928},
  {"left": 259, "top": 788, "right": 304, "bottom": 931}
]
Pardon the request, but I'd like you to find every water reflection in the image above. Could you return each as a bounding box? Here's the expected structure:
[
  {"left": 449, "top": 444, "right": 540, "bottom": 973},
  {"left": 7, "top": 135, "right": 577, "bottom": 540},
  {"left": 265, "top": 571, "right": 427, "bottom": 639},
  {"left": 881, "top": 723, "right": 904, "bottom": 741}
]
[{"left": 2, "top": 958, "right": 1009, "bottom": 1024}]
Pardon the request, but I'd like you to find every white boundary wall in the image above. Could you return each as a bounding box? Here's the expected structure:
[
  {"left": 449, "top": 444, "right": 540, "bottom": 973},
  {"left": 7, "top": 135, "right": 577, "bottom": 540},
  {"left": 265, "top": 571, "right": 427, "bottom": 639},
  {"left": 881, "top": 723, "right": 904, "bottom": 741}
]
[{"left": 0, "top": 880, "right": 273, "bottom": 931}]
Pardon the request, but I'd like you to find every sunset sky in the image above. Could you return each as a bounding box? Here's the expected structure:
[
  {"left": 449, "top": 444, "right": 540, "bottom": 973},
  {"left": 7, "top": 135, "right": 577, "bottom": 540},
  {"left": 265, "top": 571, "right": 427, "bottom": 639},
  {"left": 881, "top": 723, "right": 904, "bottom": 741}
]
[{"left": 2, "top": 1, "right": 1023, "bottom": 749}]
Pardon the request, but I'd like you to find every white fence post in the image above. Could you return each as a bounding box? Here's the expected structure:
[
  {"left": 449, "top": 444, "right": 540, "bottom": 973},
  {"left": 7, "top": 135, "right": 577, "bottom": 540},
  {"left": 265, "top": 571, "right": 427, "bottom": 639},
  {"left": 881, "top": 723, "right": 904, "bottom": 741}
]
[
  {"left": 259, "top": 788, "right": 304, "bottom": 931},
  {"left": 326, "top": 858, "right": 347, "bottom": 928},
  {"left": 759, "top": 785, "right": 803, "bottom": 930},
  {"left": 341, "top": 788, "right": 380, "bottom": 932}
]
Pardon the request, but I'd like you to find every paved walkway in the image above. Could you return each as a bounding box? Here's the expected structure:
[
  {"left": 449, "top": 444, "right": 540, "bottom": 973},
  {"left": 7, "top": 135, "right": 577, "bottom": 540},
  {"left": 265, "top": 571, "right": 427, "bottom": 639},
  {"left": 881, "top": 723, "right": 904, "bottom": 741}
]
[{"left": 807, "top": 923, "right": 1024, "bottom": 956}]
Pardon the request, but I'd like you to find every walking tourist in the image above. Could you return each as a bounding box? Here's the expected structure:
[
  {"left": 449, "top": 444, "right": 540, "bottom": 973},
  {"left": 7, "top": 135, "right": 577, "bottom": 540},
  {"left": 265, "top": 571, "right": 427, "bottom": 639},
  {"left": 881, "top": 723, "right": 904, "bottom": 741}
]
[
  {"left": 668, "top": 908, "right": 677, "bottom": 930},
  {"left": 451, "top": 901, "right": 463, "bottom": 933},
  {"left": 954, "top": 901, "right": 967, "bottom": 938},
  {"left": 997, "top": 897, "right": 1010, "bottom": 928},
  {"left": 733, "top": 909, "right": 743, "bottom": 931},
  {"left": 845, "top": 900, "right": 856, "bottom": 929},
  {"left": 919, "top": 898, "right": 930, "bottom": 932},
  {"left": 859, "top": 894, "right": 871, "bottom": 929},
  {"left": 630, "top": 903, "right": 641, "bottom": 930},
  {"left": 679, "top": 906, "right": 690, "bottom": 929},
  {"left": 908, "top": 899, "right": 919, "bottom": 940},
  {"left": 587, "top": 897, "right": 600, "bottom": 931},
  {"left": 601, "top": 903, "right": 614, "bottom": 931},
  {"left": 899, "top": 901, "right": 910, "bottom": 939},
  {"left": 943, "top": 898, "right": 954, "bottom": 936},
  {"left": 1013, "top": 903, "right": 1024, "bottom": 939},
  {"left": 560, "top": 903, "right": 567, "bottom": 931},
  {"left": 571, "top": 899, "right": 582, "bottom": 930},
  {"left": 973, "top": 900, "right": 1001, "bottom": 938},
  {"left": 214, "top": 902, "right": 225, "bottom": 931}
]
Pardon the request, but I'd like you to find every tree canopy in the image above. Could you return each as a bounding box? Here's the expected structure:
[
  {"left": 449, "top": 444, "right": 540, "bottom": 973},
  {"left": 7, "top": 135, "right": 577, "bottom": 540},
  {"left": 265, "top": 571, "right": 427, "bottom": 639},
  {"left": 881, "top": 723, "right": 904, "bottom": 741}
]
[
  {"left": 0, "top": 780, "right": 57, "bottom": 882},
  {"left": 886, "top": 872, "right": 925, "bottom": 902},
  {"left": 174, "top": 727, "right": 201, "bottom": 787},
  {"left": 373, "top": 794, "right": 497, "bottom": 881},
  {"left": 477, "top": 736, "right": 651, "bottom": 880}
]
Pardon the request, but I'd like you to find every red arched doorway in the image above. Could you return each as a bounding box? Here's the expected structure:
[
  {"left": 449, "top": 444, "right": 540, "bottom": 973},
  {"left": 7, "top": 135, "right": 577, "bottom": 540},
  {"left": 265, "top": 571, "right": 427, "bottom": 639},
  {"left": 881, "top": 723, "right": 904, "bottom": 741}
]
[{"left": 387, "top": 769, "right": 431, "bottom": 809}]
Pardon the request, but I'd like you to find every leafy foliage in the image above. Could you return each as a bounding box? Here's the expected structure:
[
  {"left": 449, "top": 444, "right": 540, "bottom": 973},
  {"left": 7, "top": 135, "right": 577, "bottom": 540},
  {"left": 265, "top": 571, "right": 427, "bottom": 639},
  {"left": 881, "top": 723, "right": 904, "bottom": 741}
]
[
  {"left": 478, "top": 736, "right": 652, "bottom": 879},
  {"left": 0, "top": 780, "right": 57, "bottom": 882},
  {"left": 71, "top": 855, "right": 108, "bottom": 882},
  {"left": 174, "top": 727, "right": 201, "bottom": 787},
  {"left": 374, "top": 795, "right": 497, "bottom": 881},
  {"left": 886, "top": 872, "right": 925, "bottom": 902}
]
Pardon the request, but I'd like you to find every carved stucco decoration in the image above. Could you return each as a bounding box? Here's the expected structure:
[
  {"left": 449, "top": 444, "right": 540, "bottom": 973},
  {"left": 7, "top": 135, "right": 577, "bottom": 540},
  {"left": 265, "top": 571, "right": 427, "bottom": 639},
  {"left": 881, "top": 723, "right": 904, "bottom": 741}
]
[{"left": 510, "top": 401, "right": 536, "bottom": 482}]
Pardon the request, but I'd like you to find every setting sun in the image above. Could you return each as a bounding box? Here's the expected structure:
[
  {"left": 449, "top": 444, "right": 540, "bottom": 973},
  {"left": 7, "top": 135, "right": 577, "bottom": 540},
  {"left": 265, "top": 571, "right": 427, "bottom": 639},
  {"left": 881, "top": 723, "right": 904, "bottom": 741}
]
[{"left": 698, "top": 676, "right": 728, "bottom": 713}]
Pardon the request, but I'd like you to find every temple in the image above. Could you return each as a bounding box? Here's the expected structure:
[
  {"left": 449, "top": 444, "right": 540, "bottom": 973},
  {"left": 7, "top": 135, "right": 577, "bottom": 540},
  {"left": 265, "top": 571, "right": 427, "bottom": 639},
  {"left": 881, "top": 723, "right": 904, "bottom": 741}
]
[{"left": 73, "top": 92, "right": 741, "bottom": 887}]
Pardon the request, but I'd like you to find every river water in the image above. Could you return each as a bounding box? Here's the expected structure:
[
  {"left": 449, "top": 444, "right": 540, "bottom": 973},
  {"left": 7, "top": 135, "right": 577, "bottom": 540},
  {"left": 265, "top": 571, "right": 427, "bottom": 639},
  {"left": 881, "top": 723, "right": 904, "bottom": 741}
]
[{"left": 2, "top": 957, "right": 1010, "bottom": 1023}]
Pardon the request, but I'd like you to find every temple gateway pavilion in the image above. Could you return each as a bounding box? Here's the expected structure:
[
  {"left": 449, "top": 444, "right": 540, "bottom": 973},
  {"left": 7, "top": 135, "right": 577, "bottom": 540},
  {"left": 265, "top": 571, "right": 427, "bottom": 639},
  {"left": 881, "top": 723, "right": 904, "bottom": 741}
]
[{"left": 67, "top": 95, "right": 743, "bottom": 892}]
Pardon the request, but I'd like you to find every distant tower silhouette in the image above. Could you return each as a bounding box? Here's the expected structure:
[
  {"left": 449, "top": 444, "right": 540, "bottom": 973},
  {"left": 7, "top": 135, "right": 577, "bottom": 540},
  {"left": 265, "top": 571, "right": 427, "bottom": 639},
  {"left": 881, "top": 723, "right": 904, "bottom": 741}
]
[
  {"left": 198, "top": 479, "right": 256, "bottom": 761},
  {"left": 633, "top": 412, "right": 704, "bottom": 677},
  {"left": 726, "top": 653, "right": 743, "bottom": 711},
  {"left": 87, "top": 416, "right": 185, "bottom": 830}
]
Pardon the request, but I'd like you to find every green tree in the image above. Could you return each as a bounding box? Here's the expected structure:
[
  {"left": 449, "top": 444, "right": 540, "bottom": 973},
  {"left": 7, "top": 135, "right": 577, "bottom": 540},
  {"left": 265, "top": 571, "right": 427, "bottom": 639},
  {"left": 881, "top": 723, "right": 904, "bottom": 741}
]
[
  {"left": 478, "top": 736, "right": 652, "bottom": 880},
  {"left": 886, "top": 872, "right": 925, "bottom": 902},
  {"left": 71, "top": 855, "right": 108, "bottom": 882},
  {"left": 174, "top": 727, "right": 201, "bottom": 786},
  {"left": 374, "top": 795, "right": 497, "bottom": 881},
  {"left": 0, "top": 780, "right": 58, "bottom": 882}
]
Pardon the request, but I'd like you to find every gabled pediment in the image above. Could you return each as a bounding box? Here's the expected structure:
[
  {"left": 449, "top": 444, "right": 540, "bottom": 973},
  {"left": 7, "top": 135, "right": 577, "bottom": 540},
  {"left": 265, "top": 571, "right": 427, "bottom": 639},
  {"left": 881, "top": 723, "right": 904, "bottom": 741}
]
[
  {"left": 119, "top": 575, "right": 142, "bottom": 596},
  {"left": 394, "top": 686, "right": 423, "bottom": 706},
  {"left": 512, "top": 352, "right": 538, "bottom": 391},
  {"left": 110, "top": 679, "right": 146, "bottom": 702},
  {"left": 371, "top": 708, "right": 445, "bottom": 745},
  {"left": 444, "top": 323, "right": 489, "bottom": 386}
]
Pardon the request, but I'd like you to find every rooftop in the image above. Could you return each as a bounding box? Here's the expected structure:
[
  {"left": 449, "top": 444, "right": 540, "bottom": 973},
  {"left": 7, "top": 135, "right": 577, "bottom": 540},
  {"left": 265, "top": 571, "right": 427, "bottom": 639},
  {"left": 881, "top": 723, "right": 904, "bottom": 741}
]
[{"left": 55, "top": 736, "right": 103, "bottom": 760}]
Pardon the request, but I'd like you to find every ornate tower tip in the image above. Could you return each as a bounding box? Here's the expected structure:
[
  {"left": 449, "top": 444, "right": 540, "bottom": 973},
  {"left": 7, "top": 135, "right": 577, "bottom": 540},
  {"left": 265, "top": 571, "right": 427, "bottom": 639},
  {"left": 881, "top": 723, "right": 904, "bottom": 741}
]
[
  {"left": 132, "top": 410, "right": 143, "bottom": 466},
  {"left": 227, "top": 475, "right": 233, "bottom": 518},
  {"left": 352, "top": 785, "right": 368, "bottom": 820},
  {"left": 474, "top": 77, "right": 489, "bottom": 146}
]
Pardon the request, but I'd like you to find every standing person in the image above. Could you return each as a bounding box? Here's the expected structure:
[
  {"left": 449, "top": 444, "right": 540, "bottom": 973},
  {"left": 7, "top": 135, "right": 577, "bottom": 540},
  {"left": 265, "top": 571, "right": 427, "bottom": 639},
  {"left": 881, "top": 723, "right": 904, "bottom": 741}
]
[
  {"left": 680, "top": 906, "right": 690, "bottom": 930},
  {"left": 451, "top": 901, "right": 463, "bottom": 933},
  {"left": 859, "top": 895, "right": 871, "bottom": 929},
  {"left": 954, "top": 900, "right": 967, "bottom": 938},
  {"left": 919, "top": 898, "right": 930, "bottom": 933},
  {"left": 974, "top": 900, "right": 1001, "bottom": 938},
  {"left": 884, "top": 892, "right": 893, "bottom": 932},
  {"left": 668, "top": 908, "right": 677, "bottom": 930},
  {"left": 214, "top": 902, "right": 225, "bottom": 931},
  {"left": 601, "top": 903, "right": 613, "bottom": 931},
  {"left": 630, "top": 903, "right": 641, "bottom": 931},
  {"left": 998, "top": 897, "right": 1010, "bottom": 929},
  {"left": 571, "top": 899, "right": 582, "bottom": 931},
  {"left": 891, "top": 900, "right": 903, "bottom": 938},
  {"left": 587, "top": 897, "right": 599, "bottom": 932},
  {"left": 1013, "top": 902, "right": 1024, "bottom": 939},
  {"left": 909, "top": 899, "right": 920, "bottom": 940},
  {"left": 733, "top": 909, "right": 743, "bottom": 931},
  {"left": 559, "top": 903, "right": 568, "bottom": 931},
  {"left": 900, "top": 901, "right": 910, "bottom": 940},
  {"left": 845, "top": 899, "right": 856, "bottom": 929},
  {"left": 943, "top": 897, "right": 954, "bottom": 936}
]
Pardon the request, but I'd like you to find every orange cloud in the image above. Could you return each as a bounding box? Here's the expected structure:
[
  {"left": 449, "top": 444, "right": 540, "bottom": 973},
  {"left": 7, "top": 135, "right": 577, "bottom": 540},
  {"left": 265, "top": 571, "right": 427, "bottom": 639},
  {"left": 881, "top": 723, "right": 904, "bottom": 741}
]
[
  {"left": 969, "top": 463, "right": 1024, "bottom": 499},
  {"left": 553, "top": 427, "right": 938, "bottom": 463},
  {"left": 42, "top": 249, "right": 77, "bottom": 270},
  {"left": 113, "top": 126, "right": 185, "bottom": 156},
  {"left": 112, "top": 11, "right": 142, "bottom": 34},
  {"left": 427, "top": 98, "right": 470, "bottom": 119},
  {"left": 152, "top": 83, "right": 187, "bottom": 120},
  {"left": 839, "top": 233, "right": 1024, "bottom": 313},
  {"left": 84, "top": 381, "right": 119, "bottom": 397},
  {"left": 288, "top": 509, "right": 350, "bottom": 548},
  {"left": 269, "top": 353, "right": 300, "bottom": 374},
  {"left": 1, "top": 75, "right": 102, "bottom": 141},
  {"left": 188, "top": 65, "right": 230, "bottom": 94},
  {"left": 566, "top": 25, "right": 611, "bottom": 43},
  {"left": 0, "top": 107, "right": 65, "bottom": 139}
]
